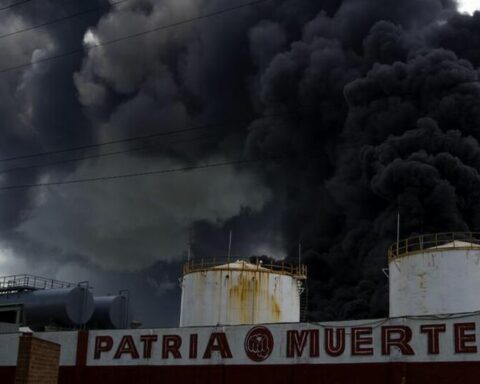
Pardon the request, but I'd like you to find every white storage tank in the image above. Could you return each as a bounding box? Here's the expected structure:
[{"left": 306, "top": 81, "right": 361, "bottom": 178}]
[
  {"left": 389, "top": 233, "right": 480, "bottom": 317},
  {"left": 179, "top": 259, "right": 307, "bottom": 327}
]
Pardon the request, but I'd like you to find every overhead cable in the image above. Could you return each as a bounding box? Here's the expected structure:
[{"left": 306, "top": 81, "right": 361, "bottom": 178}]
[
  {"left": 0, "top": 0, "right": 33, "bottom": 12},
  {"left": 0, "top": 118, "right": 249, "bottom": 163},
  {"left": 0, "top": 132, "right": 224, "bottom": 175},
  {"left": 0, "top": 0, "right": 130, "bottom": 40},
  {"left": 0, "top": 0, "right": 272, "bottom": 75},
  {"left": 0, "top": 154, "right": 318, "bottom": 191},
  {"left": 0, "top": 106, "right": 307, "bottom": 163}
]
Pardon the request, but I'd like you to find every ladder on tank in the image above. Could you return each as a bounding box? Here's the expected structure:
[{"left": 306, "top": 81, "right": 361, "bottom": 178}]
[{"left": 299, "top": 281, "right": 309, "bottom": 322}]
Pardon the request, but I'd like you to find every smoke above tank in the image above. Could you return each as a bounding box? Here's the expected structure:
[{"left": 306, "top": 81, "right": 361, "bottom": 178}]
[
  {"left": 69, "top": 0, "right": 471, "bottom": 323},
  {"left": 4, "top": 0, "right": 480, "bottom": 327}
]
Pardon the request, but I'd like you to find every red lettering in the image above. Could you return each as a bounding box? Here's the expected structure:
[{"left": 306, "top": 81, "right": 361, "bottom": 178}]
[
  {"left": 420, "top": 324, "right": 446, "bottom": 355},
  {"left": 287, "top": 330, "right": 308, "bottom": 357},
  {"left": 189, "top": 334, "right": 198, "bottom": 359},
  {"left": 309, "top": 329, "right": 320, "bottom": 357},
  {"left": 287, "top": 330, "right": 319, "bottom": 357},
  {"left": 162, "top": 335, "right": 182, "bottom": 359},
  {"left": 140, "top": 335, "right": 158, "bottom": 359},
  {"left": 114, "top": 335, "right": 139, "bottom": 359},
  {"left": 94, "top": 336, "right": 113, "bottom": 359},
  {"left": 351, "top": 327, "right": 373, "bottom": 356},
  {"left": 203, "top": 333, "right": 233, "bottom": 359},
  {"left": 325, "top": 328, "right": 345, "bottom": 357},
  {"left": 381, "top": 326, "right": 415, "bottom": 356},
  {"left": 455, "top": 323, "right": 477, "bottom": 353}
]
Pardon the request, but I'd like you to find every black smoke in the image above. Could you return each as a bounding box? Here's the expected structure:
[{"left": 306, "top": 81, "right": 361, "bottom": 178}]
[
  {"left": 239, "top": 0, "right": 480, "bottom": 320},
  {"left": 3, "top": 0, "right": 480, "bottom": 325}
]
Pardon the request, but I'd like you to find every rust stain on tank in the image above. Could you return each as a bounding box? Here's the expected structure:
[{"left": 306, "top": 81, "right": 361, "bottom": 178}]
[
  {"left": 270, "top": 295, "right": 281, "bottom": 321},
  {"left": 228, "top": 270, "right": 282, "bottom": 324}
]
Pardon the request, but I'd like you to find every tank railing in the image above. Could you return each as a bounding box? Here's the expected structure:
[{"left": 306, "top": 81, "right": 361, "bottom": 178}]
[
  {"left": 183, "top": 258, "right": 307, "bottom": 279},
  {"left": 0, "top": 274, "right": 76, "bottom": 293},
  {"left": 389, "top": 232, "right": 480, "bottom": 261}
]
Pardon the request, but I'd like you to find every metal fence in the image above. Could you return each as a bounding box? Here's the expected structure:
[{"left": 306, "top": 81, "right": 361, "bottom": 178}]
[
  {"left": 0, "top": 274, "right": 75, "bottom": 293},
  {"left": 388, "top": 232, "right": 480, "bottom": 261},
  {"left": 183, "top": 258, "right": 307, "bottom": 279}
]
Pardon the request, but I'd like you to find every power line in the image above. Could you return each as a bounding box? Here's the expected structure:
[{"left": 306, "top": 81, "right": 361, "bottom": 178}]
[
  {"left": 0, "top": 0, "right": 130, "bottom": 40},
  {"left": 0, "top": 106, "right": 321, "bottom": 177},
  {"left": 0, "top": 0, "right": 272, "bottom": 75},
  {"left": 0, "top": 0, "right": 33, "bottom": 12},
  {"left": 0, "top": 131, "right": 224, "bottom": 175},
  {"left": 0, "top": 154, "right": 313, "bottom": 192},
  {"left": 0, "top": 106, "right": 310, "bottom": 164},
  {"left": 0, "top": 118, "right": 248, "bottom": 163}
]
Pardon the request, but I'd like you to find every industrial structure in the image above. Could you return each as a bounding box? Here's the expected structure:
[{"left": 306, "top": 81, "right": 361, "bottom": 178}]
[
  {"left": 0, "top": 233, "right": 479, "bottom": 383},
  {"left": 388, "top": 232, "right": 480, "bottom": 317},
  {"left": 0, "top": 274, "right": 130, "bottom": 330},
  {"left": 180, "top": 259, "right": 307, "bottom": 326}
]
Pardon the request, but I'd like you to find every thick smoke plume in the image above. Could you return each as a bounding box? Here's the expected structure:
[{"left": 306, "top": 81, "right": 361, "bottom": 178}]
[{"left": 2, "top": 0, "right": 480, "bottom": 324}]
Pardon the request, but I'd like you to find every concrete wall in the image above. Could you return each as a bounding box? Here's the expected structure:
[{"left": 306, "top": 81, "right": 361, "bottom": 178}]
[{"left": 1, "top": 315, "right": 480, "bottom": 383}]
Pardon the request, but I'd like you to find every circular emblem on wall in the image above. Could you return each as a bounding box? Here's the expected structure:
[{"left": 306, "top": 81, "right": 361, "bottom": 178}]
[{"left": 244, "top": 326, "right": 274, "bottom": 362}]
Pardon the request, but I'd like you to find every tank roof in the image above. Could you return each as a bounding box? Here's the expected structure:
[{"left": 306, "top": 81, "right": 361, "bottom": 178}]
[
  {"left": 389, "top": 232, "right": 480, "bottom": 261},
  {"left": 183, "top": 258, "right": 307, "bottom": 279},
  {"left": 432, "top": 240, "right": 477, "bottom": 249},
  {"left": 212, "top": 260, "right": 270, "bottom": 271}
]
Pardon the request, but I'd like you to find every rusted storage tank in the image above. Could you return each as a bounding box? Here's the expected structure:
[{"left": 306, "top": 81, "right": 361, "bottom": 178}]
[
  {"left": 88, "top": 295, "right": 130, "bottom": 329},
  {"left": 389, "top": 233, "right": 480, "bottom": 317},
  {"left": 179, "top": 259, "right": 307, "bottom": 327}
]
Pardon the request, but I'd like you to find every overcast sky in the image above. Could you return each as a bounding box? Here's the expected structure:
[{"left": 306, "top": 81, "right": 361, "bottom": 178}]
[{"left": 1, "top": 0, "right": 480, "bottom": 327}]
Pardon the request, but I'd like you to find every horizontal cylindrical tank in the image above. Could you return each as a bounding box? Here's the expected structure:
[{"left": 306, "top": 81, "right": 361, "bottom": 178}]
[
  {"left": 389, "top": 235, "right": 480, "bottom": 317},
  {"left": 0, "top": 286, "right": 94, "bottom": 327},
  {"left": 180, "top": 260, "right": 307, "bottom": 327},
  {"left": 88, "top": 296, "right": 130, "bottom": 329}
]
